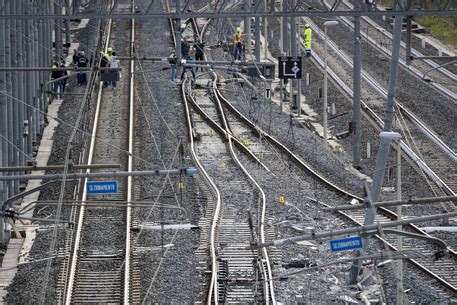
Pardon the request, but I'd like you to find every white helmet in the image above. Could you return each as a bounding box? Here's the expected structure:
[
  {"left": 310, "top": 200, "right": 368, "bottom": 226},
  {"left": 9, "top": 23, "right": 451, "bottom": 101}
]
[{"left": 304, "top": 23, "right": 310, "bottom": 28}]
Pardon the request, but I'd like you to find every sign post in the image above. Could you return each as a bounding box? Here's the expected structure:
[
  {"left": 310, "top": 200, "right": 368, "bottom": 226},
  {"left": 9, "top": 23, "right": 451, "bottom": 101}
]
[{"left": 278, "top": 56, "right": 302, "bottom": 115}]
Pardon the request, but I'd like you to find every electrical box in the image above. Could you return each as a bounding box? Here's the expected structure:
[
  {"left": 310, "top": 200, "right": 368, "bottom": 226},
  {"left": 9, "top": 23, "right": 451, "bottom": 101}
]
[{"left": 246, "top": 63, "right": 275, "bottom": 80}]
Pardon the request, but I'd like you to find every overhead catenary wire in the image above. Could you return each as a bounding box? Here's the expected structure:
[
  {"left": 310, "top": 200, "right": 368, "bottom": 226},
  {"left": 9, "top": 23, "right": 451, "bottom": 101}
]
[{"left": 0, "top": 91, "right": 163, "bottom": 171}]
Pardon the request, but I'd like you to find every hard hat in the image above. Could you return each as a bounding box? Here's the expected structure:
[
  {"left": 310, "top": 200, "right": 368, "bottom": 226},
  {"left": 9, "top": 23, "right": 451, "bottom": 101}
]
[
  {"left": 304, "top": 23, "right": 310, "bottom": 28},
  {"left": 80, "top": 51, "right": 85, "bottom": 55},
  {"left": 236, "top": 27, "right": 241, "bottom": 33},
  {"left": 107, "top": 47, "right": 113, "bottom": 52}
]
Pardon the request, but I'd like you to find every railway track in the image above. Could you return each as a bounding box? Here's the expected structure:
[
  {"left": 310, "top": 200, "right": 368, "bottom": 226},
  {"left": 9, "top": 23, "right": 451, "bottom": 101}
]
[
  {"left": 210, "top": 81, "right": 457, "bottom": 298},
  {"left": 62, "top": 1, "right": 138, "bottom": 303},
  {"left": 329, "top": 0, "right": 457, "bottom": 101},
  {"left": 303, "top": 17, "right": 456, "bottom": 199},
  {"left": 179, "top": 9, "right": 456, "bottom": 297},
  {"left": 167, "top": 10, "right": 275, "bottom": 303},
  {"left": 181, "top": 72, "right": 276, "bottom": 303}
]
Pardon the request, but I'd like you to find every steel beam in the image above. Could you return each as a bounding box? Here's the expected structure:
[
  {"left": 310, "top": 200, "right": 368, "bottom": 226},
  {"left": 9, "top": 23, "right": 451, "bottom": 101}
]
[
  {"left": 0, "top": 168, "right": 199, "bottom": 181},
  {"left": 1, "top": 9, "right": 457, "bottom": 20},
  {"left": 412, "top": 55, "right": 457, "bottom": 60},
  {"left": 0, "top": 164, "right": 122, "bottom": 172},
  {"left": 323, "top": 196, "right": 457, "bottom": 212},
  {"left": 255, "top": 211, "right": 457, "bottom": 248}
]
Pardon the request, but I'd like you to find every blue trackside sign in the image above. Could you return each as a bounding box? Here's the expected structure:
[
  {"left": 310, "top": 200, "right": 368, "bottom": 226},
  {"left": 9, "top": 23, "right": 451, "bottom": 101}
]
[
  {"left": 86, "top": 181, "right": 118, "bottom": 194},
  {"left": 330, "top": 236, "right": 363, "bottom": 252}
]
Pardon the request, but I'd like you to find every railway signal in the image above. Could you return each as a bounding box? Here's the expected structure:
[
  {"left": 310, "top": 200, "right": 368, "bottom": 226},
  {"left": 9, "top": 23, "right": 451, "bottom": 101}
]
[{"left": 278, "top": 56, "right": 302, "bottom": 79}]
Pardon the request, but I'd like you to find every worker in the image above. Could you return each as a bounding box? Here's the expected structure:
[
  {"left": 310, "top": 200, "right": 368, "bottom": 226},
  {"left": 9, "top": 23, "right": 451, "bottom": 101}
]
[
  {"left": 50, "top": 62, "right": 64, "bottom": 99},
  {"left": 181, "top": 40, "right": 190, "bottom": 59},
  {"left": 60, "top": 60, "right": 68, "bottom": 93},
  {"left": 168, "top": 49, "right": 178, "bottom": 82},
  {"left": 77, "top": 51, "right": 88, "bottom": 85},
  {"left": 106, "top": 47, "right": 113, "bottom": 59},
  {"left": 181, "top": 56, "right": 196, "bottom": 82},
  {"left": 193, "top": 40, "right": 205, "bottom": 71},
  {"left": 100, "top": 50, "right": 110, "bottom": 87},
  {"left": 108, "top": 51, "right": 120, "bottom": 89},
  {"left": 304, "top": 24, "right": 312, "bottom": 57},
  {"left": 72, "top": 49, "right": 80, "bottom": 67},
  {"left": 232, "top": 27, "right": 244, "bottom": 60}
]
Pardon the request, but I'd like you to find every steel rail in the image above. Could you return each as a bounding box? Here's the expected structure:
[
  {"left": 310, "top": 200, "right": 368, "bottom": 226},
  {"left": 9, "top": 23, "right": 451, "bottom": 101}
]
[
  {"left": 64, "top": 14, "right": 114, "bottom": 304},
  {"left": 305, "top": 17, "right": 456, "bottom": 160},
  {"left": 185, "top": 89, "right": 270, "bottom": 172},
  {"left": 181, "top": 77, "right": 222, "bottom": 304},
  {"left": 336, "top": 0, "right": 457, "bottom": 95},
  {"left": 202, "top": 16, "right": 275, "bottom": 300},
  {"left": 304, "top": 17, "right": 456, "bottom": 197},
  {"left": 172, "top": 13, "right": 223, "bottom": 303},
  {"left": 216, "top": 87, "right": 457, "bottom": 295},
  {"left": 124, "top": 1, "right": 135, "bottom": 303},
  {"left": 306, "top": 16, "right": 457, "bottom": 160},
  {"left": 191, "top": 17, "right": 275, "bottom": 303},
  {"left": 212, "top": 84, "right": 276, "bottom": 304}
]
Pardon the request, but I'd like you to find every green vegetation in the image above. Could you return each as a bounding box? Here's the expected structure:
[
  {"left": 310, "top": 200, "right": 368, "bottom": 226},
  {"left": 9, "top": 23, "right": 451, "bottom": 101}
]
[
  {"left": 379, "top": 0, "right": 457, "bottom": 48},
  {"left": 416, "top": 15, "right": 457, "bottom": 48}
]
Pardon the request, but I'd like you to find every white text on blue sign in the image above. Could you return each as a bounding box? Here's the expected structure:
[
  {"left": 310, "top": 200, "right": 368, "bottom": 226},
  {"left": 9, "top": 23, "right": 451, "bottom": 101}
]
[
  {"left": 330, "top": 236, "right": 363, "bottom": 252},
  {"left": 87, "top": 181, "right": 118, "bottom": 194}
]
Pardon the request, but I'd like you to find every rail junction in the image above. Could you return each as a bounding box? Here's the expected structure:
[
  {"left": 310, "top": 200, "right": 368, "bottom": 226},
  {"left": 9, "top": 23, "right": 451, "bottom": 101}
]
[{"left": 0, "top": 0, "right": 456, "bottom": 303}]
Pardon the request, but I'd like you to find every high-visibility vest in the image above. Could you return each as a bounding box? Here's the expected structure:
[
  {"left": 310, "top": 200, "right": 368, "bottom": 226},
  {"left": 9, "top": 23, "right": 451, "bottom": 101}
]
[
  {"left": 51, "top": 64, "right": 58, "bottom": 79},
  {"left": 304, "top": 28, "right": 312, "bottom": 50},
  {"left": 168, "top": 52, "right": 177, "bottom": 64},
  {"left": 233, "top": 32, "right": 244, "bottom": 45}
]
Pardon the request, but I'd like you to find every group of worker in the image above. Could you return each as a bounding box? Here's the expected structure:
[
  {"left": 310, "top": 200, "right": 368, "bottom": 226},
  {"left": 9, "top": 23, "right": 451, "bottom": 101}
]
[
  {"left": 100, "top": 47, "right": 120, "bottom": 89},
  {"left": 50, "top": 47, "right": 120, "bottom": 99},
  {"left": 231, "top": 24, "right": 312, "bottom": 59},
  {"left": 167, "top": 24, "right": 312, "bottom": 83},
  {"left": 50, "top": 60, "right": 68, "bottom": 99},
  {"left": 72, "top": 49, "right": 89, "bottom": 85},
  {"left": 168, "top": 38, "right": 205, "bottom": 82}
]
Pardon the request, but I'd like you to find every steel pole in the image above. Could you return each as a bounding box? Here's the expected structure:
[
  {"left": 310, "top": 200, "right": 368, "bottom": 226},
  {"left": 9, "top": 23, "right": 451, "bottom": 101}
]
[
  {"left": 279, "top": 0, "right": 283, "bottom": 53},
  {"left": 296, "top": 15, "right": 301, "bottom": 116},
  {"left": 396, "top": 140, "right": 404, "bottom": 304},
  {"left": 263, "top": 0, "right": 268, "bottom": 60},
  {"left": 405, "top": 16, "right": 412, "bottom": 65},
  {"left": 11, "top": 1, "right": 20, "bottom": 194},
  {"left": 175, "top": 0, "right": 181, "bottom": 62},
  {"left": 353, "top": 16, "right": 362, "bottom": 167},
  {"left": 64, "top": 0, "right": 71, "bottom": 46},
  {"left": 25, "top": 1, "right": 34, "bottom": 163},
  {"left": 370, "top": 13, "right": 404, "bottom": 203},
  {"left": 18, "top": 1, "right": 26, "bottom": 166},
  {"left": 44, "top": 0, "right": 52, "bottom": 106},
  {"left": 55, "top": 0, "right": 63, "bottom": 61},
  {"left": 290, "top": 0, "right": 297, "bottom": 111},
  {"left": 32, "top": 2, "right": 41, "bottom": 140},
  {"left": 38, "top": 4, "right": 46, "bottom": 130},
  {"left": 282, "top": 0, "right": 288, "bottom": 55},
  {"left": 245, "top": 0, "right": 251, "bottom": 56},
  {"left": 254, "top": 14, "right": 260, "bottom": 61},
  {"left": 5, "top": 1, "right": 13, "bottom": 196},
  {"left": 0, "top": 0, "right": 6, "bottom": 244},
  {"left": 323, "top": 26, "right": 328, "bottom": 143}
]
